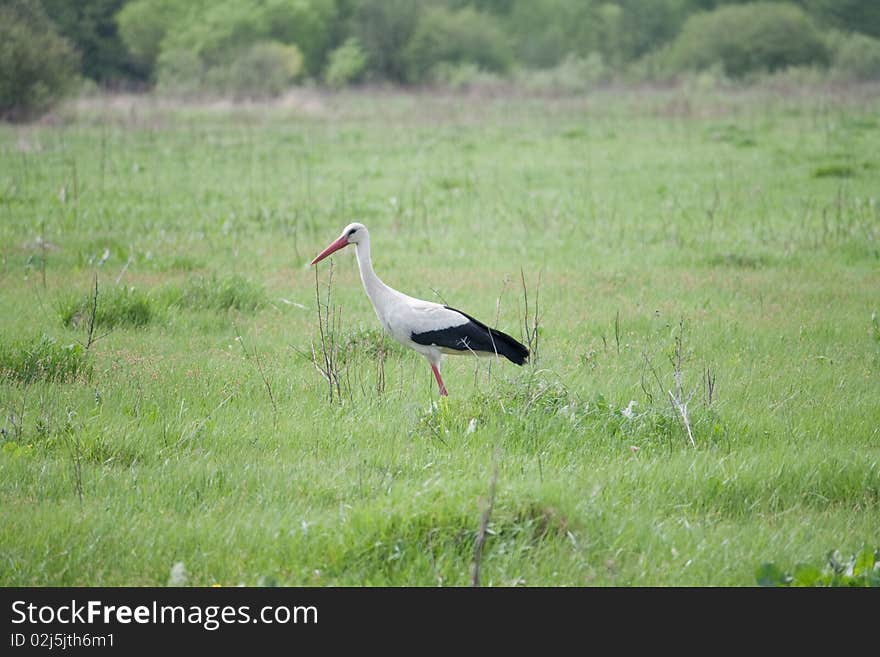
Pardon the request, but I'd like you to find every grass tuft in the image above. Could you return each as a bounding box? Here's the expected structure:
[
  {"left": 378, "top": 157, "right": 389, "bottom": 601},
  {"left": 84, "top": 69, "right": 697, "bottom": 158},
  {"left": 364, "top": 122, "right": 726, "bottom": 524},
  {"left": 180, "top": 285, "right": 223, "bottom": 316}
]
[
  {"left": 161, "top": 274, "right": 266, "bottom": 312},
  {"left": 59, "top": 285, "right": 153, "bottom": 329},
  {"left": 324, "top": 498, "right": 574, "bottom": 584},
  {"left": 0, "top": 335, "right": 91, "bottom": 384},
  {"left": 707, "top": 124, "right": 756, "bottom": 148},
  {"left": 707, "top": 252, "right": 775, "bottom": 269},
  {"left": 812, "top": 164, "right": 857, "bottom": 178},
  {"left": 341, "top": 327, "right": 407, "bottom": 361}
]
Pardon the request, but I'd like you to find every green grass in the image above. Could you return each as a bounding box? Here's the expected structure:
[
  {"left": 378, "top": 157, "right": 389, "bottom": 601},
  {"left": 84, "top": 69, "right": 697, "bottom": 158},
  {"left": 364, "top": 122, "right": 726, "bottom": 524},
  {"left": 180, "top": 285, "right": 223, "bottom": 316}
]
[{"left": 1, "top": 87, "right": 879, "bottom": 586}]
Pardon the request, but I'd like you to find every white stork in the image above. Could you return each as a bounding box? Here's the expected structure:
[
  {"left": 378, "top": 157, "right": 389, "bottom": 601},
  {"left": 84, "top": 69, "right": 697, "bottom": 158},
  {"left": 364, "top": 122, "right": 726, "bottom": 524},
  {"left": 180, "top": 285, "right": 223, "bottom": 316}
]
[{"left": 310, "top": 223, "right": 529, "bottom": 396}]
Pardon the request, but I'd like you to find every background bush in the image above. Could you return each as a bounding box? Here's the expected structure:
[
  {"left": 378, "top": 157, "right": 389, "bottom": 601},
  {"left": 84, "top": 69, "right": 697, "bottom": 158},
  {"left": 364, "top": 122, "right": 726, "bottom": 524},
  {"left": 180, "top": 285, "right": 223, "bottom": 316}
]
[
  {"left": 403, "top": 6, "right": 513, "bottom": 83},
  {"left": 216, "top": 41, "right": 303, "bottom": 98},
  {"left": 666, "top": 2, "right": 829, "bottom": 77},
  {"left": 324, "top": 38, "right": 367, "bottom": 88},
  {"left": 0, "top": 0, "right": 80, "bottom": 120},
  {"left": 120, "top": 0, "right": 334, "bottom": 83},
  {"left": 156, "top": 48, "right": 205, "bottom": 96},
  {"left": 260, "top": 0, "right": 337, "bottom": 76},
  {"left": 349, "top": 0, "right": 421, "bottom": 83},
  {"left": 116, "top": 0, "right": 190, "bottom": 78},
  {"left": 158, "top": 41, "right": 302, "bottom": 98},
  {"left": 516, "top": 52, "right": 610, "bottom": 94},
  {"left": 504, "top": 0, "right": 601, "bottom": 69},
  {"left": 831, "top": 32, "right": 880, "bottom": 81},
  {"left": 802, "top": 0, "right": 880, "bottom": 39},
  {"left": 41, "top": 0, "right": 143, "bottom": 84}
]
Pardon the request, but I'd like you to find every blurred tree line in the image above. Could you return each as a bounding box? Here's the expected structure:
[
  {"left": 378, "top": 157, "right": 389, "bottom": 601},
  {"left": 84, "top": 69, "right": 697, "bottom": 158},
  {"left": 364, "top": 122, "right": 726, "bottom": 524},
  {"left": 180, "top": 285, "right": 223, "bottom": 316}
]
[{"left": 3, "top": 0, "right": 880, "bottom": 118}]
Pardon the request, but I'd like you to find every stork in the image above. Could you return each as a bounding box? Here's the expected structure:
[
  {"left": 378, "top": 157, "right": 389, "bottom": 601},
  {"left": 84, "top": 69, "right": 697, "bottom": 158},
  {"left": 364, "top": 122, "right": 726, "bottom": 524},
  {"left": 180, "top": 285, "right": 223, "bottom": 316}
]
[{"left": 310, "top": 223, "right": 529, "bottom": 396}]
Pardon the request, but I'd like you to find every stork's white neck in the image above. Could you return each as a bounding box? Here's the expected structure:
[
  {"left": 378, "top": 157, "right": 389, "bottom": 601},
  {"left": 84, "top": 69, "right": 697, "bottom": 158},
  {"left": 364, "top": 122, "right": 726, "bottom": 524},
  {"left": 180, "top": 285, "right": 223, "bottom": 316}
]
[{"left": 354, "top": 231, "right": 397, "bottom": 318}]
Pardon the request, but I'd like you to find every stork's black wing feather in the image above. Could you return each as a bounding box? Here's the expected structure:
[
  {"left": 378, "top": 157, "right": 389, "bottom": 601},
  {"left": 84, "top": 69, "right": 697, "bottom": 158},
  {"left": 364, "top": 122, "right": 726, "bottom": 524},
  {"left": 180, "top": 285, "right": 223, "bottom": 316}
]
[{"left": 410, "top": 306, "right": 529, "bottom": 366}]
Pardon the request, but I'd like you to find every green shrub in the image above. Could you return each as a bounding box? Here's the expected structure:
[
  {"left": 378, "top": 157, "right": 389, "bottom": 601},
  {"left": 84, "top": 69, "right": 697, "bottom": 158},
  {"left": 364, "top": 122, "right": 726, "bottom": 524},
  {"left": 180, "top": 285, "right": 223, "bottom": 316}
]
[
  {"left": 213, "top": 41, "right": 303, "bottom": 98},
  {"left": 156, "top": 47, "right": 205, "bottom": 96},
  {"left": 666, "top": 2, "right": 829, "bottom": 78},
  {"left": 428, "top": 62, "right": 508, "bottom": 91},
  {"left": 116, "top": 0, "right": 184, "bottom": 76},
  {"left": 506, "top": 0, "right": 600, "bottom": 69},
  {"left": 0, "top": 0, "right": 80, "bottom": 121},
  {"left": 403, "top": 6, "right": 513, "bottom": 83},
  {"left": 261, "top": 0, "right": 337, "bottom": 76},
  {"left": 516, "top": 52, "right": 609, "bottom": 94},
  {"left": 0, "top": 336, "right": 90, "bottom": 384},
  {"left": 350, "top": 0, "right": 421, "bottom": 83},
  {"left": 803, "top": 0, "right": 880, "bottom": 40},
  {"left": 162, "top": 2, "right": 265, "bottom": 72},
  {"left": 831, "top": 32, "right": 880, "bottom": 81},
  {"left": 131, "top": 0, "right": 335, "bottom": 85},
  {"left": 504, "top": 0, "right": 685, "bottom": 70},
  {"left": 324, "top": 38, "right": 367, "bottom": 88},
  {"left": 41, "top": 0, "right": 141, "bottom": 83},
  {"left": 757, "top": 546, "right": 880, "bottom": 587},
  {"left": 159, "top": 40, "right": 302, "bottom": 98}
]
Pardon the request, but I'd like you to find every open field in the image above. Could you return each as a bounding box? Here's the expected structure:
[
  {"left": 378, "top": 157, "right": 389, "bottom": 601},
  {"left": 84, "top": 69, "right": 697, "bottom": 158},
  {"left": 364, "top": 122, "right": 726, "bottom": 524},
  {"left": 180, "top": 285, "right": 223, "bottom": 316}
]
[{"left": 1, "top": 86, "right": 879, "bottom": 586}]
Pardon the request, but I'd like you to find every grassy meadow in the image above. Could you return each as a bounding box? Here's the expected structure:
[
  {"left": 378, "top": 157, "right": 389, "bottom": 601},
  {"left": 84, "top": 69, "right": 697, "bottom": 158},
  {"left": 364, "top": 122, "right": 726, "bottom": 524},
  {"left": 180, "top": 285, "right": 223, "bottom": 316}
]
[{"left": 1, "top": 87, "right": 878, "bottom": 586}]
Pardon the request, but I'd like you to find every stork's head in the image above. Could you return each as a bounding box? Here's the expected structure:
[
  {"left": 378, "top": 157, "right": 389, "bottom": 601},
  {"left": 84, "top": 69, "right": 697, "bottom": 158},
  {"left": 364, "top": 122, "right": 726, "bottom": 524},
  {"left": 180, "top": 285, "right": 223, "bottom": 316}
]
[{"left": 310, "top": 223, "right": 367, "bottom": 265}]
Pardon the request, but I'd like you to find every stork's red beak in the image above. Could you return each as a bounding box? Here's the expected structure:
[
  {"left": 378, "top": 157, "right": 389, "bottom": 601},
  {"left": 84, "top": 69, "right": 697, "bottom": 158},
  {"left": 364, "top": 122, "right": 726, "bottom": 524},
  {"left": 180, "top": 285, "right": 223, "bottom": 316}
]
[{"left": 310, "top": 235, "right": 349, "bottom": 265}]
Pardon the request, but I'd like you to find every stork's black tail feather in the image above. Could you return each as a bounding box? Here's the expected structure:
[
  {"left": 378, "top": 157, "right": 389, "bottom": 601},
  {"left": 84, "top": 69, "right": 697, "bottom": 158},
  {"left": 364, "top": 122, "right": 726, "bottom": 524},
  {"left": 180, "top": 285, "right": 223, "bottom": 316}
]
[
  {"left": 446, "top": 306, "right": 530, "bottom": 366},
  {"left": 487, "top": 325, "right": 530, "bottom": 365}
]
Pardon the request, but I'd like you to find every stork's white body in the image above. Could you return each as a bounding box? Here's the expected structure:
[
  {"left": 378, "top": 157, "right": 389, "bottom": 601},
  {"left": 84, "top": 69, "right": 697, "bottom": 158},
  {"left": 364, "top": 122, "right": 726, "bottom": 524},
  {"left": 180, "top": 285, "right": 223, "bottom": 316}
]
[
  {"left": 353, "top": 231, "right": 468, "bottom": 364},
  {"left": 310, "top": 223, "right": 528, "bottom": 396}
]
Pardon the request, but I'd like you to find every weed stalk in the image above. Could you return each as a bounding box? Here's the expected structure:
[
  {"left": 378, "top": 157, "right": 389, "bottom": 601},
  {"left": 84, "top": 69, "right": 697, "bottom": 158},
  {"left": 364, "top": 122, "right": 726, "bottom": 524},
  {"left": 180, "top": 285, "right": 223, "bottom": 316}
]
[
  {"left": 472, "top": 450, "right": 500, "bottom": 588},
  {"left": 313, "top": 263, "right": 344, "bottom": 404},
  {"left": 234, "top": 322, "right": 278, "bottom": 429}
]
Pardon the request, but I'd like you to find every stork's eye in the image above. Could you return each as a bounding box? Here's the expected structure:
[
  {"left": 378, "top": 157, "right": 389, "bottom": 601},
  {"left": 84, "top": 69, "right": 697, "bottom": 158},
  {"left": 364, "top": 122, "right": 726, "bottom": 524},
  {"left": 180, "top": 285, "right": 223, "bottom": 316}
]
[{"left": 347, "top": 228, "right": 356, "bottom": 237}]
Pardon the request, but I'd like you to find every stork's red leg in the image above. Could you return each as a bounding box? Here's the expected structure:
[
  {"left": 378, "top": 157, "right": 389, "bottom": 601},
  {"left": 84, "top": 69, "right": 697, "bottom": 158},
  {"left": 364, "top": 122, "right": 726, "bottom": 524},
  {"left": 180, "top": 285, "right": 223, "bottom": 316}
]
[{"left": 430, "top": 363, "right": 448, "bottom": 396}]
